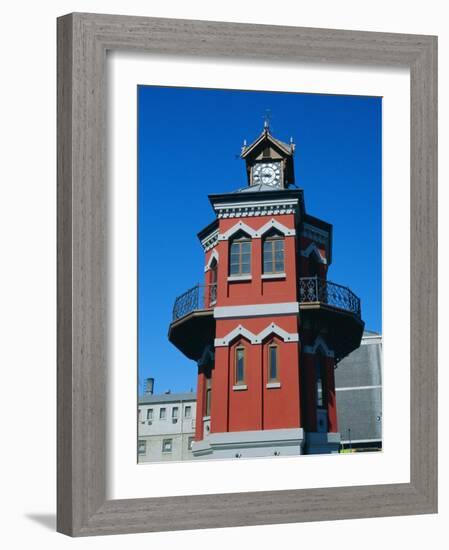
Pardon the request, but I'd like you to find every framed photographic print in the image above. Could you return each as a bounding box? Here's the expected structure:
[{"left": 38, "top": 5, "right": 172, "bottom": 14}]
[{"left": 57, "top": 13, "right": 437, "bottom": 536}]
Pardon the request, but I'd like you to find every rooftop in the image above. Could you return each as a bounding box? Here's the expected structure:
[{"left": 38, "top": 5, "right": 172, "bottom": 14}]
[{"left": 138, "top": 391, "right": 196, "bottom": 405}]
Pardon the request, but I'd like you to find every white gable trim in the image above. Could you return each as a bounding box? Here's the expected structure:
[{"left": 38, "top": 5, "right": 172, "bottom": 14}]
[
  {"left": 258, "top": 218, "right": 295, "bottom": 237},
  {"left": 303, "top": 335, "right": 334, "bottom": 358},
  {"left": 300, "top": 242, "right": 327, "bottom": 264},
  {"left": 218, "top": 218, "right": 295, "bottom": 241},
  {"left": 204, "top": 249, "right": 219, "bottom": 272},
  {"left": 215, "top": 323, "right": 299, "bottom": 347},
  {"left": 218, "top": 221, "right": 257, "bottom": 241}
]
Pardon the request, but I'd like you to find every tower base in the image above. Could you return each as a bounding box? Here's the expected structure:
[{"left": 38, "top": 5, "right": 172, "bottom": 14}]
[
  {"left": 192, "top": 428, "right": 305, "bottom": 459},
  {"left": 304, "top": 432, "right": 341, "bottom": 454}
]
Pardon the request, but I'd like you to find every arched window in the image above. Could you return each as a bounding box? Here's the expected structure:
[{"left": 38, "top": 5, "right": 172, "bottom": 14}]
[
  {"left": 267, "top": 342, "right": 279, "bottom": 382},
  {"left": 209, "top": 258, "right": 217, "bottom": 304},
  {"left": 263, "top": 232, "right": 285, "bottom": 274},
  {"left": 205, "top": 377, "right": 212, "bottom": 416},
  {"left": 235, "top": 344, "right": 246, "bottom": 385},
  {"left": 316, "top": 351, "right": 327, "bottom": 409},
  {"left": 229, "top": 233, "right": 251, "bottom": 276}
]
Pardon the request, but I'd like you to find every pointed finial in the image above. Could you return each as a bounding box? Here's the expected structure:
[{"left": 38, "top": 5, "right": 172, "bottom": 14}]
[{"left": 263, "top": 109, "right": 272, "bottom": 131}]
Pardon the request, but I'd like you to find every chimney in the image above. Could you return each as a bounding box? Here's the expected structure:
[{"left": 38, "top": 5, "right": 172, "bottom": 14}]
[{"left": 145, "top": 377, "right": 154, "bottom": 395}]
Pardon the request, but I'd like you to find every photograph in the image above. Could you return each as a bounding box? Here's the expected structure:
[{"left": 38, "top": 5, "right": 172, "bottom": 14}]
[{"left": 137, "top": 86, "right": 382, "bottom": 462}]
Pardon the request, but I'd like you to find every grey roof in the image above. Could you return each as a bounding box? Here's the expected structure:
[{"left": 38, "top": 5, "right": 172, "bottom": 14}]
[
  {"left": 138, "top": 391, "right": 196, "bottom": 405},
  {"left": 234, "top": 183, "right": 286, "bottom": 193}
]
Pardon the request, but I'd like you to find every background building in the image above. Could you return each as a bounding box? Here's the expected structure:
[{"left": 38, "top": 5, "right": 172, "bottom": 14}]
[
  {"left": 138, "top": 378, "right": 197, "bottom": 463},
  {"left": 335, "top": 331, "right": 382, "bottom": 451}
]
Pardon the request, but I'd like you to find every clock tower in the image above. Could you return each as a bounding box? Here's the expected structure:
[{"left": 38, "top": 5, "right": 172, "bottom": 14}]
[
  {"left": 241, "top": 121, "right": 295, "bottom": 189},
  {"left": 168, "top": 122, "right": 364, "bottom": 458}
]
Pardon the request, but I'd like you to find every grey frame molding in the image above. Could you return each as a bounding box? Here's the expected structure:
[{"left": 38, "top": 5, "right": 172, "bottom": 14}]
[{"left": 57, "top": 12, "right": 437, "bottom": 536}]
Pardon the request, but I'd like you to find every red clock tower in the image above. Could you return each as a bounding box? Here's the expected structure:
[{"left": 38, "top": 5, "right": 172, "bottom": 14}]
[{"left": 169, "top": 124, "right": 364, "bottom": 458}]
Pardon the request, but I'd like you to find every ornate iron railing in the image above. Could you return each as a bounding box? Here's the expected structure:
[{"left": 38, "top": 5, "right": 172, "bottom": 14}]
[
  {"left": 299, "top": 277, "right": 361, "bottom": 318},
  {"left": 172, "top": 283, "right": 217, "bottom": 321},
  {"left": 172, "top": 278, "right": 360, "bottom": 321}
]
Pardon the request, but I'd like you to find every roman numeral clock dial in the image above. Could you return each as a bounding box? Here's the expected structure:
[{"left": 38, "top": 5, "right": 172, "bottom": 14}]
[{"left": 252, "top": 162, "right": 281, "bottom": 187}]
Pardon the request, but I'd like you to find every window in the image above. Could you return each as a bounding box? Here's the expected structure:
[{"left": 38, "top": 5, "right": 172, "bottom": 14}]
[
  {"left": 138, "top": 440, "right": 146, "bottom": 455},
  {"left": 235, "top": 346, "right": 246, "bottom": 385},
  {"left": 268, "top": 343, "right": 279, "bottom": 382},
  {"left": 162, "top": 438, "right": 172, "bottom": 453},
  {"left": 159, "top": 407, "right": 166, "bottom": 420},
  {"left": 205, "top": 378, "right": 212, "bottom": 416},
  {"left": 263, "top": 235, "right": 285, "bottom": 273},
  {"left": 184, "top": 405, "right": 192, "bottom": 418},
  {"left": 229, "top": 236, "right": 251, "bottom": 276},
  {"left": 316, "top": 354, "right": 327, "bottom": 408},
  {"left": 188, "top": 436, "right": 195, "bottom": 451},
  {"left": 146, "top": 408, "right": 153, "bottom": 421},
  {"left": 172, "top": 406, "right": 179, "bottom": 419}
]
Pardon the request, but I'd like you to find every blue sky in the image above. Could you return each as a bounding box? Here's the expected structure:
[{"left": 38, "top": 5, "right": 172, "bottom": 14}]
[{"left": 138, "top": 86, "right": 382, "bottom": 395}]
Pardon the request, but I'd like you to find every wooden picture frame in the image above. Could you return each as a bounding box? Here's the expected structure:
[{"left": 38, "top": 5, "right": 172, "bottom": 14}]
[{"left": 57, "top": 12, "right": 437, "bottom": 536}]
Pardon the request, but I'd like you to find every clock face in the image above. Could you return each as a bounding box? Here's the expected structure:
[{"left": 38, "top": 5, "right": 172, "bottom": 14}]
[{"left": 252, "top": 162, "right": 281, "bottom": 187}]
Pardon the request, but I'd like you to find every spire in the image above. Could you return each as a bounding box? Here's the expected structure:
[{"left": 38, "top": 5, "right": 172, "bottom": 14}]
[{"left": 263, "top": 109, "right": 272, "bottom": 132}]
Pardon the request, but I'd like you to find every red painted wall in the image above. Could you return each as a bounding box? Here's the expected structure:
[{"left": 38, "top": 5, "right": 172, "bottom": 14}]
[{"left": 197, "top": 216, "right": 341, "bottom": 440}]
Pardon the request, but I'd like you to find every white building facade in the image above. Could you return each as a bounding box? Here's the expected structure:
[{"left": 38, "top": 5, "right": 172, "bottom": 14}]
[{"left": 138, "top": 388, "right": 197, "bottom": 463}]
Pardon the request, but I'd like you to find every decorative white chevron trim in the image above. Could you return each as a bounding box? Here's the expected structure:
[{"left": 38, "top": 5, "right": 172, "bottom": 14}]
[
  {"left": 215, "top": 322, "right": 299, "bottom": 347},
  {"left": 214, "top": 198, "right": 299, "bottom": 219},
  {"left": 303, "top": 335, "right": 334, "bottom": 358},
  {"left": 257, "top": 218, "right": 296, "bottom": 237},
  {"left": 218, "top": 221, "right": 257, "bottom": 240},
  {"left": 218, "top": 218, "right": 295, "bottom": 241},
  {"left": 214, "top": 302, "right": 299, "bottom": 319},
  {"left": 200, "top": 228, "right": 219, "bottom": 251},
  {"left": 204, "top": 249, "right": 219, "bottom": 272},
  {"left": 301, "top": 242, "right": 327, "bottom": 264}
]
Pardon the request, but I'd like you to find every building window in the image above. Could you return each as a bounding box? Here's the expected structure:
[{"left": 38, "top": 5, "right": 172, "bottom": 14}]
[
  {"left": 184, "top": 405, "right": 192, "bottom": 418},
  {"left": 172, "top": 406, "right": 179, "bottom": 422},
  {"left": 205, "top": 378, "right": 212, "bottom": 416},
  {"left": 188, "top": 436, "right": 195, "bottom": 451},
  {"left": 162, "top": 438, "right": 172, "bottom": 453},
  {"left": 316, "top": 354, "right": 327, "bottom": 408},
  {"left": 138, "top": 408, "right": 141, "bottom": 420},
  {"left": 138, "top": 440, "right": 146, "bottom": 455},
  {"left": 159, "top": 407, "right": 166, "bottom": 420},
  {"left": 229, "top": 236, "right": 251, "bottom": 276},
  {"left": 263, "top": 235, "right": 284, "bottom": 273},
  {"left": 268, "top": 343, "right": 279, "bottom": 382},
  {"left": 235, "top": 345, "right": 246, "bottom": 385},
  {"left": 147, "top": 408, "right": 153, "bottom": 421}
]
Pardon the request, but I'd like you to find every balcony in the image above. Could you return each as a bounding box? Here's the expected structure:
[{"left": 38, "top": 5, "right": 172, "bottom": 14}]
[
  {"left": 298, "top": 277, "right": 364, "bottom": 361},
  {"left": 168, "top": 284, "right": 217, "bottom": 361},
  {"left": 298, "top": 277, "right": 361, "bottom": 318},
  {"left": 172, "top": 284, "right": 217, "bottom": 321},
  {"left": 168, "top": 278, "right": 364, "bottom": 362}
]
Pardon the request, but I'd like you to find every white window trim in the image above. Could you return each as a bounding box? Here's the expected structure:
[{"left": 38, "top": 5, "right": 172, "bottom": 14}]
[
  {"left": 266, "top": 382, "right": 281, "bottom": 389},
  {"left": 300, "top": 242, "right": 327, "bottom": 264},
  {"left": 227, "top": 274, "right": 252, "bottom": 282},
  {"left": 303, "top": 335, "right": 335, "bottom": 358},
  {"left": 233, "top": 384, "right": 248, "bottom": 391},
  {"left": 218, "top": 218, "right": 295, "bottom": 241},
  {"left": 261, "top": 272, "right": 286, "bottom": 280},
  {"left": 204, "top": 249, "right": 219, "bottom": 272},
  {"left": 215, "top": 323, "right": 299, "bottom": 347}
]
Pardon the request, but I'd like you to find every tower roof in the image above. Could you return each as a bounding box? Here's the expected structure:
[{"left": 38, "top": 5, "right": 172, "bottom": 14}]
[{"left": 240, "top": 126, "right": 295, "bottom": 160}]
